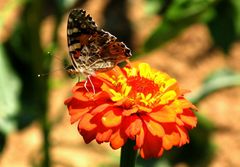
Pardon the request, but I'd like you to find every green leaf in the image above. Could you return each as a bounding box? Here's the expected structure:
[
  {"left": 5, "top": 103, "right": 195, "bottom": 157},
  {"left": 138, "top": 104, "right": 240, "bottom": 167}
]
[
  {"left": 207, "top": 0, "right": 237, "bottom": 53},
  {"left": 145, "top": 0, "right": 163, "bottom": 14},
  {"left": 143, "top": 0, "right": 216, "bottom": 53},
  {"left": 143, "top": 20, "right": 187, "bottom": 52},
  {"left": 165, "top": 0, "right": 215, "bottom": 21},
  {"left": 188, "top": 69, "right": 240, "bottom": 105},
  {"left": 0, "top": 45, "right": 21, "bottom": 134},
  {"left": 230, "top": 0, "right": 240, "bottom": 36}
]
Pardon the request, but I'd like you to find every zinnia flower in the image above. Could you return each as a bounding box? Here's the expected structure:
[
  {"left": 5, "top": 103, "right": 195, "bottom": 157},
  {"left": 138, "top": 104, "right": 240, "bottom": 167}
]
[{"left": 64, "top": 62, "right": 197, "bottom": 159}]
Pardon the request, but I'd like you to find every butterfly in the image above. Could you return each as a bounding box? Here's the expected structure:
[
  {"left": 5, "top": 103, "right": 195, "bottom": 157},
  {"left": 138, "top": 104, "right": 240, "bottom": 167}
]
[{"left": 66, "top": 9, "right": 132, "bottom": 77}]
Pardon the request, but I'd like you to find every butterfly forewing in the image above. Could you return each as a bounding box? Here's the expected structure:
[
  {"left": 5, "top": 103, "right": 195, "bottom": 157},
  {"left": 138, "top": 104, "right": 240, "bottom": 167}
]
[{"left": 67, "top": 9, "right": 132, "bottom": 76}]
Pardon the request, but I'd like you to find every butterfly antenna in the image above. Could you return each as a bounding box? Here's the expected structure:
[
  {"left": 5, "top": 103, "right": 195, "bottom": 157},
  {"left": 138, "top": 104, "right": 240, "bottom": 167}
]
[
  {"left": 47, "top": 51, "right": 64, "bottom": 62},
  {"left": 38, "top": 67, "right": 71, "bottom": 78},
  {"left": 48, "top": 51, "right": 74, "bottom": 71},
  {"left": 37, "top": 73, "right": 49, "bottom": 77},
  {"left": 47, "top": 51, "right": 52, "bottom": 56}
]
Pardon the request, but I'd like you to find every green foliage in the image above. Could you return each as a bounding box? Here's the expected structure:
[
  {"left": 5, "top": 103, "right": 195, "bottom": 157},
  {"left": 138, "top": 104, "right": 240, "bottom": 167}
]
[
  {"left": 143, "top": 0, "right": 240, "bottom": 53},
  {"left": 144, "top": 0, "right": 216, "bottom": 52},
  {"left": 145, "top": 0, "right": 163, "bottom": 14},
  {"left": 208, "top": 0, "right": 240, "bottom": 52},
  {"left": 189, "top": 69, "right": 240, "bottom": 105},
  {"left": 232, "top": 0, "right": 240, "bottom": 35},
  {"left": 1, "top": 0, "right": 61, "bottom": 165},
  {"left": 0, "top": 45, "right": 21, "bottom": 134}
]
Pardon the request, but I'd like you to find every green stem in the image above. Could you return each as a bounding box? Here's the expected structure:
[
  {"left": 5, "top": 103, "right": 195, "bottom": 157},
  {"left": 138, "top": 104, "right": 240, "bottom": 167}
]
[
  {"left": 120, "top": 139, "right": 137, "bottom": 167},
  {"left": 40, "top": 116, "right": 50, "bottom": 167}
]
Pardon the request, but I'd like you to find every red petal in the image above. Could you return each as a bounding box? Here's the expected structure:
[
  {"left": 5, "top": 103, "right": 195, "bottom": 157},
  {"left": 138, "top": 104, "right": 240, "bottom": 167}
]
[
  {"left": 64, "top": 97, "right": 72, "bottom": 105},
  {"left": 91, "top": 103, "right": 111, "bottom": 115},
  {"left": 135, "top": 127, "right": 145, "bottom": 148},
  {"left": 80, "top": 129, "right": 97, "bottom": 144},
  {"left": 143, "top": 116, "right": 165, "bottom": 137},
  {"left": 110, "top": 129, "right": 127, "bottom": 149},
  {"left": 125, "top": 116, "right": 142, "bottom": 139},
  {"left": 176, "top": 126, "right": 189, "bottom": 146},
  {"left": 93, "top": 91, "right": 110, "bottom": 101},
  {"left": 162, "top": 132, "right": 180, "bottom": 150},
  {"left": 122, "top": 107, "right": 138, "bottom": 116},
  {"left": 72, "top": 82, "right": 84, "bottom": 92},
  {"left": 73, "top": 92, "right": 90, "bottom": 101},
  {"left": 180, "top": 115, "right": 197, "bottom": 128},
  {"left": 138, "top": 129, "right": 164, "bottom": 159},
  {"left": 96, "top": 129, "right": 113, "bottom": 143},
  {"left": 178, "top": 98, "right": 198, "bottom": 110},
  {"left": 78, "top": 113, "right": 96, "bottom": 131},
  {"left": 65, "top": 98, "right": 94, "bottom": 124},
  {"left": 150, "top": 107, "right": 176, "bottom": 123},
  {"left": 102, "top": 109, "right": 122, "bottom": 128},
  {"left": 176, "top": 117, "right": 184, "bottom": 126},
  {"left": 70, "top": 108, "right": 90, "bottom": 124}
]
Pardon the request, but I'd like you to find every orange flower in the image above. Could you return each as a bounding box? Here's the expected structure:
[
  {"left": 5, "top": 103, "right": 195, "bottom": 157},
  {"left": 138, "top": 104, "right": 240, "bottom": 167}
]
[{"left": 64, "top": 63, "right": 197, "bottom": 159}]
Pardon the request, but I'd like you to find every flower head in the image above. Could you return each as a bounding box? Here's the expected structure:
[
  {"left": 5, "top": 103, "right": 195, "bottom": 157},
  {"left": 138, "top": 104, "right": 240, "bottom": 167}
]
[{"left": 64, "top": 63, "right": 197, "bottom": 159}]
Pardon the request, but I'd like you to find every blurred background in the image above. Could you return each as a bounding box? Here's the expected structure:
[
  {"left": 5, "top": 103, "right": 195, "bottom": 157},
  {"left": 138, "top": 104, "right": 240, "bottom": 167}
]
[{"left": 0, "top": 0, "right": 240, "bottom": 166}]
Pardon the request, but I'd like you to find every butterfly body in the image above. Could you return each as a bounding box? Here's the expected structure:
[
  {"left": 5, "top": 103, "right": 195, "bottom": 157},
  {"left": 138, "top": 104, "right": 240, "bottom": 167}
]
[{"left": 67, "top": 9, "right": 131, "bottom": 76}]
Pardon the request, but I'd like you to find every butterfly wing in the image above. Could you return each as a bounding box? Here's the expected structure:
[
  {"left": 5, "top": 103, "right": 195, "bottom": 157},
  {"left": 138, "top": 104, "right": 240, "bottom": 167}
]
[
  {"left": 67, "top": 9, "right": 97, "bottom": 72},
  {"left": 67, "top": 9, "right": 132, "bottom": 75}
]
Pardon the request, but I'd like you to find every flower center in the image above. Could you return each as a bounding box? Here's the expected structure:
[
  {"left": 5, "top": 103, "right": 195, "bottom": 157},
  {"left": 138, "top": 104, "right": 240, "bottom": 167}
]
[{"left": 127, "top": 76, "right": 159, "bottom": 96}]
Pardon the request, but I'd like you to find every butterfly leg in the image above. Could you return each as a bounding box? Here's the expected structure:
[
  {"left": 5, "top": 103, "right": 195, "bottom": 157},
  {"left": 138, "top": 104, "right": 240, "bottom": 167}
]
[
  {"left": 83, "top": 75, "right": 96, "bottom": 94},
  {"left": 84, "top": 79, "right": 90, "bottom": 93},
  {"left": 125, "top": 59, "right": 133, "bottom": 68},
  {"left": 87, "top": 75, "right": 96, "bottom": 94}
]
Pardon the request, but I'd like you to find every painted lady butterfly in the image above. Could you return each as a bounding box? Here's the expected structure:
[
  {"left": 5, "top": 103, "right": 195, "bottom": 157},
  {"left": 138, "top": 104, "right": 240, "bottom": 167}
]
[{"left": 67, "top": 9, "right": 132, "bottom": 76}]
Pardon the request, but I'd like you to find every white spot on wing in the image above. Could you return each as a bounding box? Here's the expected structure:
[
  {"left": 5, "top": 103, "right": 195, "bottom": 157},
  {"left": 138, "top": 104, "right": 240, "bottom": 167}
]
[
  {"left": 67, "top": 29, "right": 72, "bottom": 35},
  {"left": 73, "top": 28, "right": 79, "bottom": 33}
]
